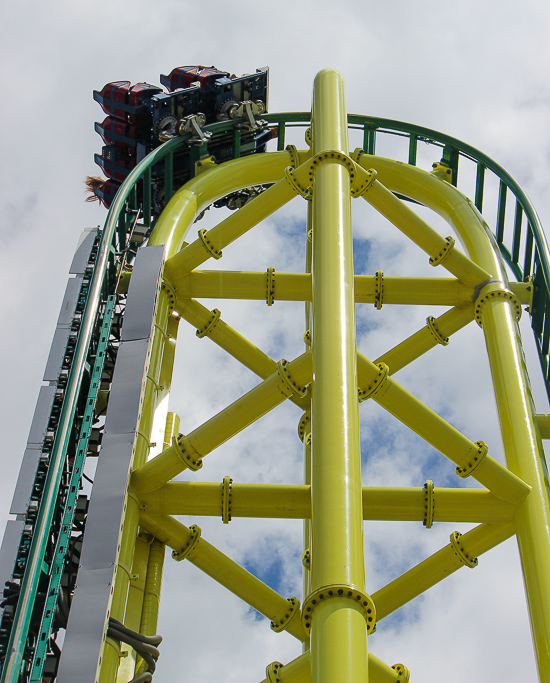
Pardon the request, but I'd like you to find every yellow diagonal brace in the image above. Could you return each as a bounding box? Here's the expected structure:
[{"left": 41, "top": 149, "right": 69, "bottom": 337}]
[
  {"left": 139, "top": 513, "right": 307, "bottom": 642},
  {"left": 376, "top": 306, "right": 474, "bottom": 374},
  {"left": 177, "top": 298, "right": 309, "bottom": 411},
  {"left": 357, "top": 353, "right": 530, "bottom": 503},
  {"left": 258, "top": 651, "right": 406, "bottom": 683},
  {"left": 164, "top": 176, "right": 298, "bottom": 284},
  {"left": 372, "top": 522, "right": 515, "bottom": 621},
  {"left": 353, "top": 155, "right": 490, "bottom": 287},
  {"left": 139, "top": 482, "right": 515, "bottom": 523},
  {"left": 132, "top": 351, "right": 312, "bottom": 493}
]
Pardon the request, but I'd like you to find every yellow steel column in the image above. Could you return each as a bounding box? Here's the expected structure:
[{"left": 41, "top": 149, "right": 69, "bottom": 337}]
[
  {"left": 309, "top": 69, "right": 368, "bottom": 682},
  {"left": 478, "top": 292, "right": 550, "bottom": 678}
]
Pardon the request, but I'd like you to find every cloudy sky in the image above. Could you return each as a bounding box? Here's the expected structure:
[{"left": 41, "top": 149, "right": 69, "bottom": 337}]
[{"left": 2, "top": 1, "right": 550, "bottom": 681}]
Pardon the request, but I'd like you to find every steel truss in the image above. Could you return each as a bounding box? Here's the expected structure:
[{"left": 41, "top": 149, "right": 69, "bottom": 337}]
[{"left": 1, "top": 69, "right": 549, "bottom": 682}]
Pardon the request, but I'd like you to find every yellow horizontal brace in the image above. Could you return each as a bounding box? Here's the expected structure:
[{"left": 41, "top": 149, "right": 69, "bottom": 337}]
[
  {"left": 354, "top": 160, "right": 491, "bottom": 287},
  {"left": 376, "top": 306, "right": 474, "bottom": 375},
  {"left": 164, "top": 176, "right": 299, "bottom": 286},
  {"left": 372, "top": 522, "right": 515, "bottom": 621},
  {"left": 139, "top": 513, "right": 307, "bottom": 642},
  {"left": 259, "top": 651, "right": 407, "bottom": 683},
  {"left": 175, "top": 271, "right": 476, "bottom": 307},
  {"left": 176, "top": 271, "right": 311, "bottom": 302},
  {"left": 357, "top": 353, "right": 530, "bottom": 504},
  {"left": 139, "top": 482, "right": 515, "bottom": 523},
  {"left": 132, "top": 351, "right": 313, "bottom": 493}
]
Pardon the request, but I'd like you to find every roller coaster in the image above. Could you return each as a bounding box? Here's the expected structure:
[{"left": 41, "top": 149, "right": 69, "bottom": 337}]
[{"left": 1, "top": 66, "right": 549, "bottom": 682}]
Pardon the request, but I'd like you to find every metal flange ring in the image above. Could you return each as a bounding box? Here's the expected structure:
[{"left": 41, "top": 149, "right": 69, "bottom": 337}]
[
  {"left": 301, "top": 584, "right": 376, "bottom": 634},
  {"left": 429, "top": 236, "right": 455, "bottom": 267},
  {"left": 474, "top": 286, "right": 522, "bottom": 327},
  {"left": 423, "top": 480, "right": 435, "bottom": 528},
  {"left": 277, "top": 359, "right": 307, "bottom": 397},
  {"left": 450, "top": 530, "right": 478, "bottom": 568},
  {"left": 270, "top": 596, "right": 301, "bottom": 633},
  {"left": 426, "top": 316, "right": 449, "bottom": 346},
  {"left": 456, "top": 440, "right": 488, "bottom": 478},
  {"left": 198, "top": 228, "right": 222, "bottom": 259},
  {"left": 174, "top": 434, "right": 203, "bottom": 472},
  {"left": 196, "top": 308, "right": 221, "bottom": 338},
  {"left": 284, "top": 166, "right": 310, "bottom": 199},
  {"left": 358, "top": 363, "right": 390, "bottom": 402},
  {"left": 265, "top": 662, "right": 284, "bottom": 683},
  {"left": 161, "top": 281, "right": 176, "bottom": 312},
  {"left": 172, "top": 524, "right": 201, "bottom": 561},
  {"left": 392, "top": 663, "right": 411, "bottom": 683}
]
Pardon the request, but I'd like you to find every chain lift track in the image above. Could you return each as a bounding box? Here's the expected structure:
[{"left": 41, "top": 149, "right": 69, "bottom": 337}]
[{"left": 1, "top": 68, "right": 549, "bottom": 682}]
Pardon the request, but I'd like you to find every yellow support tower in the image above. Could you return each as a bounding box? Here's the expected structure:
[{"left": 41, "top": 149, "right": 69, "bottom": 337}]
[
  {"left": 107, "top": 69, "right": 549, "bottom": 682},
  {"left": 4, "top": 67, "right": 548, "bottom": 683}
]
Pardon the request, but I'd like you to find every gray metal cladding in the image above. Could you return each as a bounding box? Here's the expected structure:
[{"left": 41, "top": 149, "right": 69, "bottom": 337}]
[
  {"left": 121, "top": 245, "right": 164, "bottom": 342},
  {"left": 69, "top": 228, "right": 98, "bottom": 275},
  {"left": 56, "top": 246, "right": 164, "bottom": 683}
]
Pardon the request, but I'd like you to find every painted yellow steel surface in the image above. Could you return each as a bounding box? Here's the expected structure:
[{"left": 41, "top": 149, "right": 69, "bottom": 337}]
[{"left": 95, "top": 69, "right": 550, "bottom": 683}]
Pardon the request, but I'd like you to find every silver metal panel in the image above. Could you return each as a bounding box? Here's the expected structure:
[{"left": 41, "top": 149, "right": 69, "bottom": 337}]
[
  {"left": 0, "top": 520, "right": 24, "bottom": 620},
  {"left": 27, "top": 385, "right": 56, "bottom": 446},
  {"left": 104, "top": 339, "right": 150, "bottom": 435},
  {"left": 56, "top": 276, "right": 83, "bottom": 327},
  {"left": 10, "top": 446, "right": 40, "bottom": 515},
  {"left": 121, "top": 245, "right": 164, "bottom": 342},
  {"left": 43, "top": 327, "right": 71, "bottom": 382},
  {"left": 58, "top": 247, "right": 162, "bottom": 683},
  {"left": 56, "top": 566, "right": 116, "bottom": 682},
  {"left": 69, "top": 228, "right": 98, "bottom": 275}
]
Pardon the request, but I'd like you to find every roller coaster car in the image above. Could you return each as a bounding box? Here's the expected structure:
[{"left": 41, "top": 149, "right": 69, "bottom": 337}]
[{"left": 92, "top": 66, "right": 270, "bottom": 210}]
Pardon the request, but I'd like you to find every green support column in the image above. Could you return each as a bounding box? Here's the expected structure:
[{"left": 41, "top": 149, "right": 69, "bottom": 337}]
[{"left": 309, "top": 69, "right": 369, "bottom": 683}]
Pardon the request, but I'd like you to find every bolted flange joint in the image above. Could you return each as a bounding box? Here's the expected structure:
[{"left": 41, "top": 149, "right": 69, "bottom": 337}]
[
  {"left": 198, "top": 227, "right": 222, "bottom": 259},
  {"left": 473, "top": 281, "right": 522, "bottom": 327},
  {"left": 358, "top": 363, "right": 390, "bottom": 402},
  {"left": 221, "top": 475, "right": 233, "bottom": 524},
  {"left": 302, "top": 549, "right": 310, "bottom": 570},
  {"left": 285, "top": 144, "right": 300, "bottom": 169},
  {"left": 456, "top": 440, "right": 488, "bottom": 478},
  {"left": 277, "top": 359, "right": 307, "bottom": 397},
  {"left": 284, "top": 166, "right": 310, "bottom": 199},
  {"left": 266, "top": 266, "right": 276, "bottom": 306},
  {"left": 429, "top": 236, "right": 455, "bottom": 267},
  {"left": 298, "top": 411, "right": 311, "bottom": 443},
  {"left": 161, "top": 281, "right": 176, "bottom": 313},
  {"left": 450, "top": 530, "right": 478, "bottom": 568},
  {"left": 173, "top": 434, "right": 203, "bottom": 472},
  {"left": 265, "top": 661, "right": 284, "bottom": 683},
  {"left": 301, "top": 585, "right": 376, "bottom": 634},
  {"left": 374, "top": 270, "right": 384, "bottom": 310},
  {"left": 172, "top": 524, "right": 201, "bottom": 561},
  {"left": 196, "top": 308, "right": 221, "bottom": 338},
  {"left": 426, "top": 316, "right": 449, "bottom": 346},
  {"left": 423, "top": 480, "right": 435, "bottom": 528},
  {"left": 270, "top": 596, "right": 301, "bottom": 633},
  {"left": 392, "top": 663, "right": 411, "bottom": 683}
]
